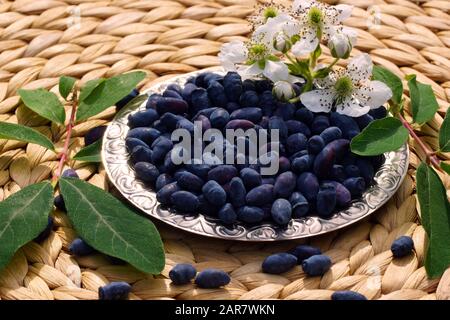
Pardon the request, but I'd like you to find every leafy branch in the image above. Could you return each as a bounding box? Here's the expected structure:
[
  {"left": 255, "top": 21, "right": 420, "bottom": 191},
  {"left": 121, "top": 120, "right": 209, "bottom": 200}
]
[
  {"left": 0, "top": 71, "right": 165, "bottom": 274},
  {"left": 350, "top": 66, "right": 450, "bottom": 278}
]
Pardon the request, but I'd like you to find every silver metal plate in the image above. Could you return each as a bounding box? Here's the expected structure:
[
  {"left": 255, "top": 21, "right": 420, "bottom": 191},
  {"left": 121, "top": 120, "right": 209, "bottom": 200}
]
[{"left": 102, "top": 69, "right": 409, "bottom": 241}]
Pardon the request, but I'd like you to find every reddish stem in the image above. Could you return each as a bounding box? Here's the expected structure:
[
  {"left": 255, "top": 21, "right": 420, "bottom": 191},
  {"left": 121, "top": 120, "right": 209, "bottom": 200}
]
[
  {"left": 52, "top": 93, "right": 78, "bottom": 185},
  {"left": 398, "top": 114, "right": 442, "bottom": 171}
]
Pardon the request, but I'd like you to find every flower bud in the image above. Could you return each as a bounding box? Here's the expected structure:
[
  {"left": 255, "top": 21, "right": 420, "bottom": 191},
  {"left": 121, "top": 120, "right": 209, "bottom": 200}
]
[
  {"left": 329, "top": 33, "right": 352, "bottom": 59},
  {"left": 273, "top": 81, "right": 296, "bottom": 101},
  {"left": 273, "top": 32, "right": 292, "bottom": 53}
]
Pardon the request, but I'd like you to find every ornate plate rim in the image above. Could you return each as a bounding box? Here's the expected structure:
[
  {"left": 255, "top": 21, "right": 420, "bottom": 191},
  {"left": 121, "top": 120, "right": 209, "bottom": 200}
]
[{"left": 102, "top": 68, "right": 409, "bottom": 242}]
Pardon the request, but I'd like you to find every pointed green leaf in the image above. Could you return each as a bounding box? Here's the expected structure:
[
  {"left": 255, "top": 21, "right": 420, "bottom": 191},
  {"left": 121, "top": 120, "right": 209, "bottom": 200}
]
[
  {"left": 406, "top": 75, "right": 439, "bottom": 125},
  {"left": 0, "top": 182, "right": 54, "bottom": 271},
  {"left": 76, "top": 71, "right": 146, "bottom": 122},
  {"left": 440, "top": 162, "right": 450, "bottom": 175},
  {"left": 350, "top": 117, "right": 409, "bottom": 156},
  {"left": 18, "top": 88, "right": 65, "bottom": 124},
  {"left": 372, "top": 66, "right": 403, "bottom": 105},
  {"left": 73, "top": 140, "right": 102, "bottom": 162},
  {"left": 439, "top": 108, "right": 450, "bottom": 152},
  {"left": 79, "top": 78, "right": 105, "bottom": 102},
  {"left": 59, "top": 76, "right": 76, "bottom": 100},
  {"left": 416, "top": 162, "right": 450, "bottom": 278},
  {"left": 59, "top": 178, "right": 165, "bottom": 274},
  {"left": 0, "top": 122, "right": 54, "bottom": 151}
]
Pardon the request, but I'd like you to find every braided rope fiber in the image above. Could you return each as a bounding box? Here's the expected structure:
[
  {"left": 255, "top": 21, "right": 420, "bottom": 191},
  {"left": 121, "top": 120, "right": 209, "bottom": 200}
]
[{"left": 0, "top": 0, "right": 449, "bottom": 300}]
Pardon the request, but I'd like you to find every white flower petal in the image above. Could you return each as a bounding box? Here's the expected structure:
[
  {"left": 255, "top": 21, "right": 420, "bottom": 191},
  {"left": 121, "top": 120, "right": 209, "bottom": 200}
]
[
  {"left": 357, "top": 80, "right": 393, "bottom": 108},
  {"left": 314, "top": 72, "right": 336, "bottom": 90},
  {"left": 218, "top": 40, "right": 247, "bottom": 71},
  {"left": 288, "top": 74, "right": 305, "bottom": 84},
  {"left": 300, "top": 89, "right": 335, "bottom": 113},
  {"left": 291, "top": 30, "right": 319, "bottom": 56},
  {"left": 335, "top": 4, "right": 353, "bottom": 22},
  {"left": 238, "top": 63, "right": 263, "bottom": 80},
  {"left": 347, "top": 53, "right": 372, "bottom": 82},
  {"left": 220, "top": 58, "right": 237, "bottom": 71},
  {"left": 263, "top": 60, "right": 290, "bottom": 83},
  {"left": 254, "top": 13, "right": 300, "bottom": 51},
  {"left": 284, "top": 20, "right": 302, "bottom": 37},
  {"left": 292, "top": 0, "right": 314, "bottom": 11},
  {"left": 329, "top": 32, "right": 352, "bottom": 58},
  {"left": 336, "top": 96, "right": 370, "bottom": 117},
  {"left": 342, "top": 27, "right": 358, "bottom": 45}
]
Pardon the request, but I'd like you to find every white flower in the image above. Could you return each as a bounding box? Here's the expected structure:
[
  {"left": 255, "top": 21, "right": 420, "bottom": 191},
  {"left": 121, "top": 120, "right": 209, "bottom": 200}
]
[
  {"left": 218, "top": 40, "right": 248, "bottom": 71},
  {"left": 328, "top": 30, "right": 356, "bottom": 59},
  {"left": 219, "top": 38, "right": 304, "bottom": 84},
  {"left": 253, "top": 13, "right": 300, "bottom": 53},
  {"left": 248, "top": 3, "right": 283, "bottom": 29},
  {"left": 300, "top": 54, "right": 392, "bottom": 117},
  {"left": 238, "top": 59, "right": 302, "bottom": 84},
  {"left": 273, "top": 80, "right": 296, "bottom": 101},
  {"left": 291, "top": 0, "right": 353, "bottom": 56}
]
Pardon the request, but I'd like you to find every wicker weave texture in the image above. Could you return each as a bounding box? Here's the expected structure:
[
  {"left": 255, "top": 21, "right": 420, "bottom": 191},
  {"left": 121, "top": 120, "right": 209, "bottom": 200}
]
[{"left": 0, "top": 0, "right": 449, "bottom": 300}]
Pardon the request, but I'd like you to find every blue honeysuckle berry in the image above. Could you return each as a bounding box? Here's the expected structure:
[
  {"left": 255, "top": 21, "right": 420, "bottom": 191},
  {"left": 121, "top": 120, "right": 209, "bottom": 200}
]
[
  {"left": 202, "top": 180, "right": 227, "bottom": 207},
  {"left": 316, "top": 183, "right": 337, "bottom": 218},
  {"left": 116, "top": 88, "right": 139, "bottom": 110},
  {"left": 391, "top": 236, "right": 414, "bottom": 258},
  {"left": 274, "top": 171, "right": 296, "bottom": 198},
  {"left": 170, "top": 191, "right": 199, "bottom": 213},
  {"left": 229, "top": 177, "right": 246, "bottom": 208},
  {"left": 290, "top": 192, "right": 309, "bottom": 218},
  {"left": 98, "top": 282, "right": 131, "bottom": 300},
  {"left": 169, "top": 264, "right": 197, "bottom": 285},
  {"left": 331, "top": 290, "right": 367, "bottom": 300},
  {"left": 54, "top": 195, "right": 66, "bottom": 212},
  {"left": 69, "top": 238, "right": 96, "bottom": 256},
  {"left": 218, "top": 203, "right": 237, "bottom": 225},
  {"left": 271, "top": 199, "right": 292, "bottom": 226},
  {"left": 289, "top": 245, "right": 321, "bottom": 264},
  {"left": 369, "top": 106, "right": 387, "bottom": 119},
  {"left": 237, "top": 206, "right": 265, "bottom": 224},
  {"left": 195, "top": 269, "right": 230, "bottom": 289},
  {"left": 84, "top": 126, "right": 107, "bottom": 146},
  {"left": 262, "top": 253, "right": 297, "bottom": 274},
  {"left": 302, "top": 254, "right": 332, "bottom": 276},
  {"left": 62, "top": 168, "right": 79, "bottom": 179}
]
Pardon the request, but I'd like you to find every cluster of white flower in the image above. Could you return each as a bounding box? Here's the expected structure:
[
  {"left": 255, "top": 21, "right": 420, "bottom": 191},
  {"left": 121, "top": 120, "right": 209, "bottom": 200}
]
[{"left": 219, "top": 0, "right": 392, "bottom": 117}]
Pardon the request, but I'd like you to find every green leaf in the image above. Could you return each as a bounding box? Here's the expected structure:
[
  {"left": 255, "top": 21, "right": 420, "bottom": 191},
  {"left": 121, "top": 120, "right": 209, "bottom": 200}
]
[
  {"left": 59, "top": 178, "right": 165, "bottom": 274},
  {"left": 0, "top": 182, "right": 54, "bottom": 271},
  {"left": 350, "top": 117, "right": 409, "bottom": 156},
  {"left": 18, "top": 88, "right": 65, "bottom": 125},
  {"left": 407, "top": 74, "right": 439, "bottom": 125},
  {"left": 79, "top": 78, "right": 105, "bottom": 102},
  {"left": 440, "top": 162, "right": 450, "bottom": 175},
  {"left": 439, "top": 108, "right": 450, "bottom": 152},
  {"left": 311, "top": 45, "right": 322, "bottom": 62},
  {"left": 59, "top": 76, "right": 76, "bottom": 100},
  {"left": 76, "top": 71, "right": 145, "bottom": 122},
  {"left": 314, "top": 67, "right": 331, "bottom": 79},
  {"left": 73, "top": 140, "right": 102, "bottom": 162},
  {"left": 288, "top": 59, "right": 309, "bottom": 77},
  {"left": 0, "top": 122, "right": 54, "bottom": 151},
  {"left": 372, "top": 66, "right": 403, "bottom": 105},
  {"left": 416, "top": 162, "right": 450, "bottom": 278}
]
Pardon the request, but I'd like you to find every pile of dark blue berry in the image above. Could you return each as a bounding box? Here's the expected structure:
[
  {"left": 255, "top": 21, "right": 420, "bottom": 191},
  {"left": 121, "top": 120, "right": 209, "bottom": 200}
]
[{"left": 125, "top": 71, "right": 386, "bottom": 226}]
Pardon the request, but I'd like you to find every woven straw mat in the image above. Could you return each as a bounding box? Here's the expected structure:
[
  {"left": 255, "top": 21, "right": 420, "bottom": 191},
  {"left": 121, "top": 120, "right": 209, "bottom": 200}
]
[{"left": 0, "top": 0, "right": 449, "bottom": 301}]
